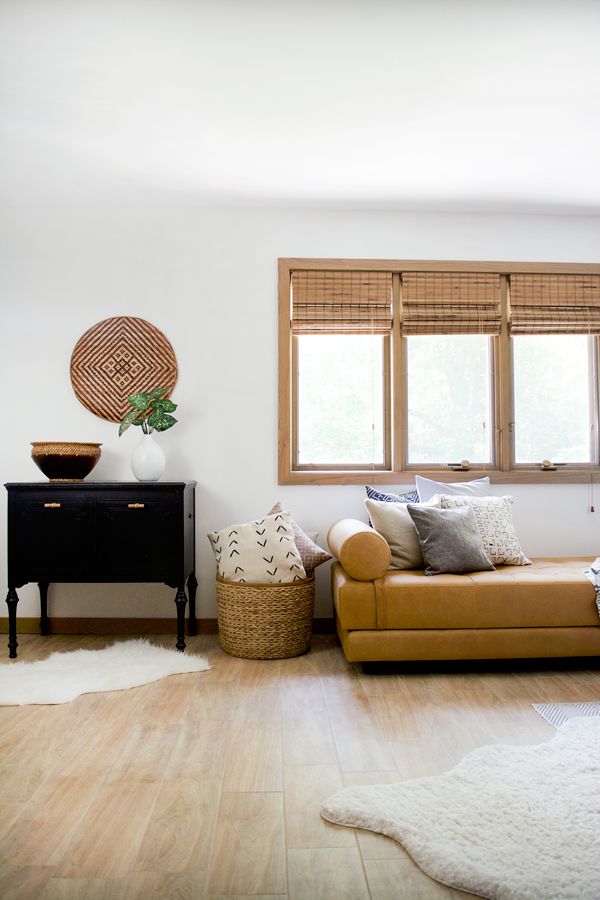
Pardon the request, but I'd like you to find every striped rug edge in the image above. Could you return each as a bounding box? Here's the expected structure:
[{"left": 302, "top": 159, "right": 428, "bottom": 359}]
[{"left": 532, "top": 702, "right": 600, "bottom": 728}]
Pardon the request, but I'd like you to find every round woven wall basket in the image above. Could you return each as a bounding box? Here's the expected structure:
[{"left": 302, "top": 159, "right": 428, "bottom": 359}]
[
  {"left": 216, "top": 575, "right": 316, "bottom": 659},
  {"left": 70, "top": 316, "right": 178, "bottom": 423}
]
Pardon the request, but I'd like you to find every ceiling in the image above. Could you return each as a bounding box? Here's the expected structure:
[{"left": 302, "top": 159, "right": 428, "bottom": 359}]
[{"left": 1, "top": 0, "right": 599, "bottom": 212}]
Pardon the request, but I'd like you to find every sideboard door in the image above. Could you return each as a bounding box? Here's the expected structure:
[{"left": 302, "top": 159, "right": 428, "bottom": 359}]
[
  {"left": 96, "top": 499, "right": 179, "bottom": 583},
  {"left": 13, "top": 499, "right": 96, "bottom": 583}
]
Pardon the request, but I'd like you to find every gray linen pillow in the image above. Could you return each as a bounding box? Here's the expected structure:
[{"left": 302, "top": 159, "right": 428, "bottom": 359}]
[{"left": 406, "top": 504, "right": 495, "bottom": 576}]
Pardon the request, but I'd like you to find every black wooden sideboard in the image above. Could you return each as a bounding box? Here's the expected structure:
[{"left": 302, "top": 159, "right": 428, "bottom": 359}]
[{"left": 4, "top": 481, "right": 197, "bottom": 658}]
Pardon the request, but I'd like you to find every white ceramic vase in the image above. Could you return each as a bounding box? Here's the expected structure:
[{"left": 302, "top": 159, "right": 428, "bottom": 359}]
[{"left": 130, "top": 432, "right": 165, "bottom": 482}]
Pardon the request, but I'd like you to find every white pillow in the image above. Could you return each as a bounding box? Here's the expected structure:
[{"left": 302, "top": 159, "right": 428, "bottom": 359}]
[
  {"left": 207, "top": 511, "right": 307, "bottom": 583},
  {"left": 416, "top": 474, "right": 491, "bottom": 503},
  {"left": 439, "top": 495, "right": 531, "bottom": 567},
  {"left": 365, "top": 495, "right": 442, "bottom": 570}
]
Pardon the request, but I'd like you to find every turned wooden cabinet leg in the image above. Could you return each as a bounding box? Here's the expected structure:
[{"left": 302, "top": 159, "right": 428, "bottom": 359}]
[
  {"left": 6, "top": 588, "right": 19, "bottom": 658},
  {"left": 38, "top": 582, "right": 50, "bottom": 635},
  {"left": 174, "top": 588, "right": 187, "bottom": 652},
  {"left": 187, "top": 572, "right": 198, "bottom": 636}
]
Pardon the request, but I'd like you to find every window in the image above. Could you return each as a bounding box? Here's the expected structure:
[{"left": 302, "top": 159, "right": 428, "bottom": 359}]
[
  {"left": 278, "top": 259, "right": 600, "bottom": 484},
  {"left": 296, "top": 334, "right": 386, "bottom": 467},
  {"left": 512, "top": 335, "right": 593, "bottom": 464},
  {"left": 406, "top": 335, "right": 493, "bottom": 466}
]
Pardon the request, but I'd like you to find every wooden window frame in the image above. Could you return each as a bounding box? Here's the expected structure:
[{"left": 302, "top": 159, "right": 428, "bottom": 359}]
[
  {"left": 278, "top": 258, "right": 600, "bottom": 485},
  {"left": 402, "top": 333, "right": 497, "bottom": 470},
  {"left": 291, "top": 333, "right": 391, "bottom": 472}
]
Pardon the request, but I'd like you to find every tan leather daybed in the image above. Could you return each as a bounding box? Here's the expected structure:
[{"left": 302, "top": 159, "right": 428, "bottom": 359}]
[{"left": 328, "top": 519, "right": 600, "bottom": 663}]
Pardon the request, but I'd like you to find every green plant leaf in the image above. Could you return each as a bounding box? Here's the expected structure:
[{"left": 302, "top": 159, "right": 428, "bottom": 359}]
[
  {"left": 150, "top": 398, "right": 177, "bottom": 414},
  {"left": 147, "top": 386, "right": 170, "bottom": 400},
  {"left": 147, "top": 409, "right": 160, "bottom": 429},
  {"left": 118, "top": 408, "right": 140, "bottom": 436},
  {"left": 132, "top": 417, "right": 144, "bottom": 426},
  {"left": 154, "top": 414, "right": 177, "bottom": 432},
  {"left": 128, "top": 392, "right": 149, "bottom": 411}
]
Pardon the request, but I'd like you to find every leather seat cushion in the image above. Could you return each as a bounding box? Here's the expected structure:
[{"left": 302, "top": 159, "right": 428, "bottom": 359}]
[
  {"left": 469, "top": 558, "right": 598, "bottom": 628},
  {"left": 333, "top": 558, "right": 598, "bottom": 631}
]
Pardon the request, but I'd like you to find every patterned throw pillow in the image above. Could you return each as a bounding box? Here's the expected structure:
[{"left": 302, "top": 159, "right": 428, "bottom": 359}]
[
  {"left": 439, "top": 495, "right": 531, "bottom": 566},
  {"left": 267, "top": 502, "right": 332, "bottom": 576},
  {"left": 365, "top": 485, "right": 419, "bottom": 504},
  {"left": 207, "top": 511, "right": 307, "bottom": 583}
]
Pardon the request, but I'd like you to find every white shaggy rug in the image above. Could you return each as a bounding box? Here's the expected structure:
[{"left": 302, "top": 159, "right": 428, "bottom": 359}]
[
  {"left": 0, "top": 639, "right": 210, "bottom": 706},
  {"left": 321, "top": 717, "right": 600, "bottom": 900}
]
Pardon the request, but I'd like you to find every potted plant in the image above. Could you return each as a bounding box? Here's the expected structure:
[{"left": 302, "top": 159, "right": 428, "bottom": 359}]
[{"left": 119, "top": 386, "right": 178, "bottom": 481}]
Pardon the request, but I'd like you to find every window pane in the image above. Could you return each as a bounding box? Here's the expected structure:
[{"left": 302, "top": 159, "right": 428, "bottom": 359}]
[
  {"left": 407, "top": 335, "right": 492, "bottom": 465},
  {"left": 513, "top": 335, "right": 591, "bottom": 463},
  {"left": 297, "top": 335, "right": 384, "bottom": 465}
]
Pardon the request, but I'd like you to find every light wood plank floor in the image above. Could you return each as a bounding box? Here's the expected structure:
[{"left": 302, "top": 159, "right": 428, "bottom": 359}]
[{"left": 1, "top": 633, "right": 599, "bottom": 900}]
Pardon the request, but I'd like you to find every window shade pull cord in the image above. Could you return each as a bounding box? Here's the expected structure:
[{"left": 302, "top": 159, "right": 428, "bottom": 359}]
[
  {"left": 590, "top": 312, "right": 595, "bottom": 512},
  {"left": 479, "top": 307, "right": 486, "bottom": 474},
  {"left": 371, "top": 311, "right": 376, "bottom": 487}
]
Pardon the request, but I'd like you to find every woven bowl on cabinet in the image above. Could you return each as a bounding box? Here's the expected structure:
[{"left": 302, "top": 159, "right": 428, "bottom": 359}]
[
  {"left": 216, "top": 574, "right": 316, "bottom": 659},
  {"left": 31, "top": 442, "right": 102, "bottom": 481}
]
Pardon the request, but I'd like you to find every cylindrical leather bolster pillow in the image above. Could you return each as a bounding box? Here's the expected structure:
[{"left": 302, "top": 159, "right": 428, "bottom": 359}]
[{"left": 327, "top": 518, "right": 391, "bottom": 582}]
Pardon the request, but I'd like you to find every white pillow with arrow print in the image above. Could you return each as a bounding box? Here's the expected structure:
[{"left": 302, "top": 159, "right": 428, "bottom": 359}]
[{"left": 207, "top": 510, "right": 307, "bottom": 583}]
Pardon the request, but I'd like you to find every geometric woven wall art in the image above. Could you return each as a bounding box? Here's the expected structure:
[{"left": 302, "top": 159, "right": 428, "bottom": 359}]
[{"left": 70, "top": 316, "right": 178, "bottom": 422}]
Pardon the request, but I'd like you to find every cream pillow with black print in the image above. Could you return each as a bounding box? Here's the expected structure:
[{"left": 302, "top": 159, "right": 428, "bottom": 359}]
[
  {"left": 439, "top": 495, "right": 531, "bottom": 566},
  {"left": 208, "top": 511, "right": 307, "bottom": 583}
]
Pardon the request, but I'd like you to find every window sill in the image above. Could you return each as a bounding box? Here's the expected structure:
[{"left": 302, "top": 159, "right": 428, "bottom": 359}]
[{"left": 280, "top": 467, "right": 600, "bottom": 486}]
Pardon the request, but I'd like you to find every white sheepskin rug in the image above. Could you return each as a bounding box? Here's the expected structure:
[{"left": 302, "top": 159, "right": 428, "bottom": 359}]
[
  {"left": 321, "top": 717, "right": 600, "bottom": 900},
  {"left": 0, "top": 639, "right": 210, "bottom": 706}
]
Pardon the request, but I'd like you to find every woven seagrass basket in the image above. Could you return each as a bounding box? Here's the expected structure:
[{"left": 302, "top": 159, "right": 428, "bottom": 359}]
[{"left": 216, "top": 574, "right": 316, "bottom": 659}]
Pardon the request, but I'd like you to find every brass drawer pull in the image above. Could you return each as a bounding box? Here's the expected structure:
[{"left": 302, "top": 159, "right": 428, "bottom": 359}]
[
  {"left": 128, "top": 503, "right": 145, "bottom": 509},
  {"left": 44, "top": 503, "right": 61, "bottom": 508}
]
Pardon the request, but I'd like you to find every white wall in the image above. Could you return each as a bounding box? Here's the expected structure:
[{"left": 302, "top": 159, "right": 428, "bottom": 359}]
[{"left": 1, "top": 206, "right": 600, "bottom": 621}]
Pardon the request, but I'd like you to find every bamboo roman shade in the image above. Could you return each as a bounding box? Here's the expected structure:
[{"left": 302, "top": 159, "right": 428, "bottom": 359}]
[
  {"left": 509, "top": 274, "right": 600, "bottom": 334},
  {"left": 290, "top": 269, "right": 600, "bottom": 336},
  {"left": 291, "top": 270, "right": 392, "bottom": 335},
  {"left": 401, "top": 272, "right": 501, "bottom": 335}
]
